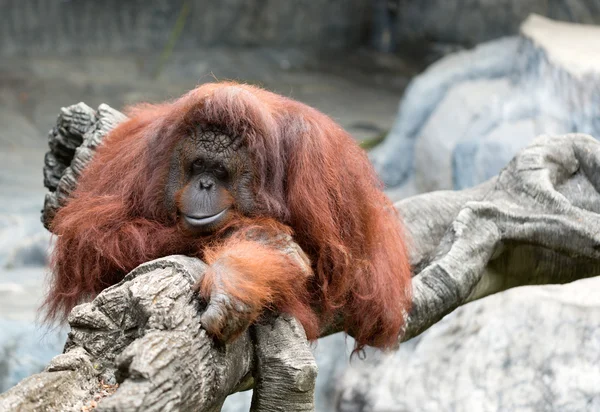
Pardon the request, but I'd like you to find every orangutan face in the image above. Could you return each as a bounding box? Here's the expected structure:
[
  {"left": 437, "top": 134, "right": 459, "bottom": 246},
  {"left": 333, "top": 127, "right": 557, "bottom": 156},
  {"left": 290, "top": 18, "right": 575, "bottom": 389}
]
[{"left": 165, "top": 127, "right": 256, "bottom": 234}]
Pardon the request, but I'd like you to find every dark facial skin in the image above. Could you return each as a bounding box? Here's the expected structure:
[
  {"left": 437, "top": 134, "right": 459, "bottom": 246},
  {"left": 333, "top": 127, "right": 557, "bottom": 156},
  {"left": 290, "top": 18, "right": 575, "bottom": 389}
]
[{"left": 165, "top": 127, "right": 256, "bottom": 234}]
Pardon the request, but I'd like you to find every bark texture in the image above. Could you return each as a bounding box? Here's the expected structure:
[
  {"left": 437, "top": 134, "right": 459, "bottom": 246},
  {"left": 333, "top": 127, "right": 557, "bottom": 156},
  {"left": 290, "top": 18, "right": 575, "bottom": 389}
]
[
  {"left": 402, "top": 133, "right": 600, "bottom": 339},
  {"left": 2, "top": 103, "right": 599, "bottom": 411}
]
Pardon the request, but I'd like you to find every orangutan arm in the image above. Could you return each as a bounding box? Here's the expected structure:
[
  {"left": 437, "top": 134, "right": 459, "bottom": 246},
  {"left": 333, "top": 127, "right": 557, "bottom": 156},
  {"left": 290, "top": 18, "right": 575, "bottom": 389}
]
[{"left": 196, "top": 223, "right": 320, "bottom": 342}]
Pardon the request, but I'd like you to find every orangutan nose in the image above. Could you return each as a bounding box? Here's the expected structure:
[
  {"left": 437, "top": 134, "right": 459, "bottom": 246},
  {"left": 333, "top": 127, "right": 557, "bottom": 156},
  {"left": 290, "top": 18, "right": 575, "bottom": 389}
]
[{"left": 199, "top": 178, "right": 214, "bottom": 190}]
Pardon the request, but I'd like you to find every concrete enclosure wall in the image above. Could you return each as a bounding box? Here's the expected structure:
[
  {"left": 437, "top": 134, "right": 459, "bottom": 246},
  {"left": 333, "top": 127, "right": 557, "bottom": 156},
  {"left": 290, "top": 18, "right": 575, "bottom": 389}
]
[
  {"left": 0, "top": 0, "right": 372, "bottom": 56},
  {"left": 395, "top": 0, "right": 600, "bottom": 49}
]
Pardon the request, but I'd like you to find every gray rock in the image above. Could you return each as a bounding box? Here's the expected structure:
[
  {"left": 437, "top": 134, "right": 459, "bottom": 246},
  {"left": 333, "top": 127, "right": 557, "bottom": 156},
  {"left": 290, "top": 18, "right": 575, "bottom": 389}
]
[
  {"left": 370, "top": 37, "right": 520, "bottom": 188},
  {"left": 453, "top": 117, "right": 540, "bottom": 189},
  {"left": 335, "top": 277, "right": 600, "bottom": 412},
  {"left": 372, "top": 15, "right": 600, "bottom": 192},
  {"left": 414, "top": 77, "right": 515, "bottom": 192}
]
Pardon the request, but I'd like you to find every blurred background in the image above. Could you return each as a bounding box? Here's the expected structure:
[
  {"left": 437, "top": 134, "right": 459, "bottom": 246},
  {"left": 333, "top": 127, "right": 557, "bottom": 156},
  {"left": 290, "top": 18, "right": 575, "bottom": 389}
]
[{"left": 1, "top": 1, "right": 600, "bottom": 411}]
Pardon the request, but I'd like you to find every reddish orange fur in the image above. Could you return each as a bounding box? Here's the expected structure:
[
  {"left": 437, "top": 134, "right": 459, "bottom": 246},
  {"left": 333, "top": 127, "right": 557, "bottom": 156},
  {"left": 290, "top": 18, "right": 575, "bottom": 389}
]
[
  {"left": 45, "top": 82, "right": 412, "bottom": 351},
  {"left": 199, "top": 218, "right": 319, "bottom": 341}
]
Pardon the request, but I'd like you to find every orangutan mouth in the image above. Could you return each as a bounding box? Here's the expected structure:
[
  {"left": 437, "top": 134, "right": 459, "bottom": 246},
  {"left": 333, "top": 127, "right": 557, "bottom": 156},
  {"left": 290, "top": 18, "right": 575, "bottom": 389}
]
[{"left": 183, "top": 208, "right": 229, "bottom": 227}]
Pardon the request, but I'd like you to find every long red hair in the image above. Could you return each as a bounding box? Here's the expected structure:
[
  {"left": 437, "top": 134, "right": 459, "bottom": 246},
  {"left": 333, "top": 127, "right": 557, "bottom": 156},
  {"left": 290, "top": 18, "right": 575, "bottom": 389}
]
[{"left": 46, "top": 82, "right": 412, "bottom": 350}]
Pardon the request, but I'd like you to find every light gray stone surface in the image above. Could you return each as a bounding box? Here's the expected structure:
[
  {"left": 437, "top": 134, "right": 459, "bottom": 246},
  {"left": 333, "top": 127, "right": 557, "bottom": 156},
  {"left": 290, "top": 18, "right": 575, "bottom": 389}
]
[
  {"left": 372, "top": 15, "right": 600, "bottom": 192},
  {"left": 413, "top": 78, "right": 515, "bottom": 192},
  {"left": 370, "top": 37, "right": 520, "bottom": 188},
  {"left": 336, "top": 276, "right": 600, "bottom": 412}
]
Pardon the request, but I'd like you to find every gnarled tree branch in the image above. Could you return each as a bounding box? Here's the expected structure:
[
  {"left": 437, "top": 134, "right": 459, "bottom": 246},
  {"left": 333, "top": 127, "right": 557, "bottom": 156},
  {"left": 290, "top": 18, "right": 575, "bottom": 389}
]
[
  {"left": 2, "top": 103, "right": 600, "bottom": 411},
  {"left": 403, "top": 134, "right": 600, "bottom": 338}
]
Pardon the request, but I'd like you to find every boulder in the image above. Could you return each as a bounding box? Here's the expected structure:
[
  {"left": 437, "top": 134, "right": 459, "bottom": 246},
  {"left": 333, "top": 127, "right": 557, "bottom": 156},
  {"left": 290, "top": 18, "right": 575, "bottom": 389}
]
[
  {"left": 371, "top": 15, "right": 600, "bottom": 192},
  {"left": 335, "top": 277, "right": 600, "bottom": 411}
]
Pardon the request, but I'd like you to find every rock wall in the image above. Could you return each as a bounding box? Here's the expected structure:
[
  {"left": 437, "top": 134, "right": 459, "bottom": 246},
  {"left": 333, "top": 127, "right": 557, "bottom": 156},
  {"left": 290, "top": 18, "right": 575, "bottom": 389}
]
[
  {"left": 7, "top": 1, "right": 600, "bottom": 58},
  {"left": 0, "top": 0, "right": 371, "bottom": 56},
  {"left": 395, "top": 0, "right": 600, "bottom": 50}
]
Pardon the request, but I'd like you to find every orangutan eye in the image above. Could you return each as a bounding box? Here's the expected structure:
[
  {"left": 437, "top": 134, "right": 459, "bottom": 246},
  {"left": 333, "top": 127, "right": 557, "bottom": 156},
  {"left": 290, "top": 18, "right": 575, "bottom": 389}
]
[
  {"left": 191, "top": 159, "right": 205, "bottom": 173},
  {"left": 213, "top": 164, "right": 228, "bottom": 179}
]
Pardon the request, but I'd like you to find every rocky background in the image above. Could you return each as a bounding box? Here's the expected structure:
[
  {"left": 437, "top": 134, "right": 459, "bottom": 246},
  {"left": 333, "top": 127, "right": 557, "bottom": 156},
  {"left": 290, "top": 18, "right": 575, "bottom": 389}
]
[
  {"left": 1, "top": 1, "right": 600, "bottom": 411},
  {"left": 371, "top": 15, "right": 600, "bottom": 196}
]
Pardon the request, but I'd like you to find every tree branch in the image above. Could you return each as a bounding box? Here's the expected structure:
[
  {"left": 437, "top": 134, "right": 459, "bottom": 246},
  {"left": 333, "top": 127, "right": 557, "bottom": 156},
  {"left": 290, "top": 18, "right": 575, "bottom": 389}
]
[
  {"left": 2, "top": 103, "right": 600, "bottom": 410},
  {"left": 401, "top": 134, "right": 600, "bottom": 339}
]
